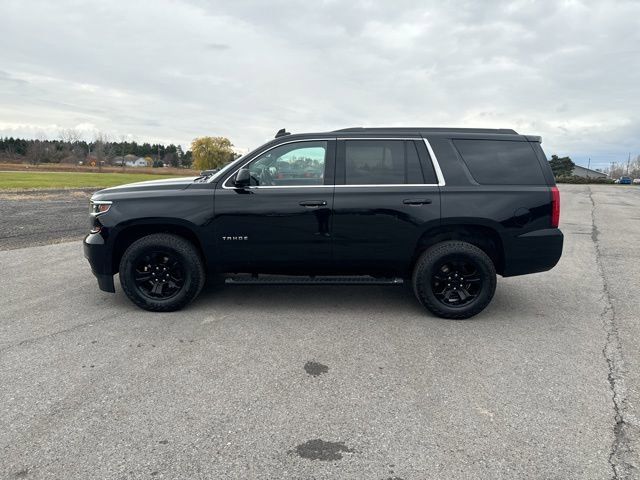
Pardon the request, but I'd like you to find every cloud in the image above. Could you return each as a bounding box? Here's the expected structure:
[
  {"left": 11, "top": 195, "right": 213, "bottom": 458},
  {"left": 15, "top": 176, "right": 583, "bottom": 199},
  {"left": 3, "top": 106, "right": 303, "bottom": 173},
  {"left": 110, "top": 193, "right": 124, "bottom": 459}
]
[
  {"left": 204, "top": 42, "right": 230, "bottom": 51},
  {"left": 0, "top": 0, "right": 638, "bottom": 169}
]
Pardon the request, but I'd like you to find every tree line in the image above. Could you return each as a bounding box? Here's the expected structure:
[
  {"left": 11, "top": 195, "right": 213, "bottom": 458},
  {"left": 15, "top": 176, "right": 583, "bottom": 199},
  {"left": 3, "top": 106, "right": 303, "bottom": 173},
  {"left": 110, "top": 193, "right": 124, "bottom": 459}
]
[
  {"left": 0, "top": 135, "right": 193, "bottom": 168},
  {"left": 0, "top": 133, "right": 244, "bottom": 172}
]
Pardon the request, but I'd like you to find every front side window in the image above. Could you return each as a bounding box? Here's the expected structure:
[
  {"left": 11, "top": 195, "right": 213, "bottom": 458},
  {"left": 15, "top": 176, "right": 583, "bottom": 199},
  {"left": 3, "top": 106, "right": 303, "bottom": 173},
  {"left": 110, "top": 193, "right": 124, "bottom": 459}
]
[
  {"left": 344, "top": 140, "right": 426, "bottom": 185},
  {"left": 247, "top": 141, "right": 327, "bottom": 186}
]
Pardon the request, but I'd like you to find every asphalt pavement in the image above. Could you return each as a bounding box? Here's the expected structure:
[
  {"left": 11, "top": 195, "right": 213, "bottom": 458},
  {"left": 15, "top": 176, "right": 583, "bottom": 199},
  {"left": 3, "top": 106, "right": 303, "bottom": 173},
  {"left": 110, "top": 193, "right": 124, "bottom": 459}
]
[{"left": 0, "top": 184, "right": 638, "bottom": 479}]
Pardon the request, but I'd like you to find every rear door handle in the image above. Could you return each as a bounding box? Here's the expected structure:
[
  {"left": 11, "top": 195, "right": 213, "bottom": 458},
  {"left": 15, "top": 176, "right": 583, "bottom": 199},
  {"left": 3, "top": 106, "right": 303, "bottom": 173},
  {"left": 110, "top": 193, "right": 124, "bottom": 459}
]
[
  {"left": 299, "top": 200, "right": 327, "bottom": 207},
  {"left": 403, "top": 198, "right": 433, "bottom": 205}
]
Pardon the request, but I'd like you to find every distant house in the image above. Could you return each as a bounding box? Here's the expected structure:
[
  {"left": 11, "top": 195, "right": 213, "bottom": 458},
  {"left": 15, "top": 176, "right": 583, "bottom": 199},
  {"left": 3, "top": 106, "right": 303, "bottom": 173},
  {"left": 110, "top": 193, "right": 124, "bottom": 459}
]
[
  {"left": 127, "top": 157, "right": 148, "bottom": 167},
  {"left": 572, "top": 165, "right": 607, "bottom": 179},
  {"left": 114, "top": 156, "right": 148, "bottom": 167}
]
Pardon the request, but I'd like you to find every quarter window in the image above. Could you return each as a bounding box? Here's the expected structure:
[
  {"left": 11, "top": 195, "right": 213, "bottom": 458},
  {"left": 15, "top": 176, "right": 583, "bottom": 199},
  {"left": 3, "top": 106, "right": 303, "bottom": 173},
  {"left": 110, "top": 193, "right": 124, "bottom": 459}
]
[
  {"left": 344, "top": 140, "right": 427, "bottom": 185},
  {"left": 453, "top": 139, "right": 545, "bottom": 185},
  {"left": 248, "top": 141, "right": 327, "bottom": 186}
]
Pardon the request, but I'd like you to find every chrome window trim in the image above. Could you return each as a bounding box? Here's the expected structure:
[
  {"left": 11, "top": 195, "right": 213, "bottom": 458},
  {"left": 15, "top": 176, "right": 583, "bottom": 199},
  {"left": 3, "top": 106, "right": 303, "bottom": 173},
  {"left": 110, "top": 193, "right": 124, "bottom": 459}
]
[
  {"left": 234, "top": 185, "right": 332, "bottom": 189},
  {"left": 336, "top": 183, "right": 438, "bottom": 188},
  {"left": 221, "top": 138, "right": 333, "bottom": 190},
  {"left": 339, "top": 137, "right": 424, "bottom": 141},
  {"left": 423, "top": 138, "right": 446, "bottom": 186},
  {"left": 221, "top": 137, "right": 446, "bottom": 189},
  {"left": 338, "top": 137, "right": 444, "bottom": 187}
]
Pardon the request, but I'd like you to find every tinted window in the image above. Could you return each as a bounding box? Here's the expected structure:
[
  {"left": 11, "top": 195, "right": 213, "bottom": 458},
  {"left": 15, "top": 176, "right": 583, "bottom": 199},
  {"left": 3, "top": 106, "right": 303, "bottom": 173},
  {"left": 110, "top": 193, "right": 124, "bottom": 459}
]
[
  {"left": 248, "top": 141, "right": 326, "bottom": 186},
  {"left": 345, "top": 140, "right": 425, "bottom": 185},
  {"left": 406, "top": 141, "right": 425, "bottom": 184},
  {"left": 415, "top": 140, "right": 438, "bottom": 184},
  {"left": 453, "top": 139, "right": 545, "bottom": 185}
]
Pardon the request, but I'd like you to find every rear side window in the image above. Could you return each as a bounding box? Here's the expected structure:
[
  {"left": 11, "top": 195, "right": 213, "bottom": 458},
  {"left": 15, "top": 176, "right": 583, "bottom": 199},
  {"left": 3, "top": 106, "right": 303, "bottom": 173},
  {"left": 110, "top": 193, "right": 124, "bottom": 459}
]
[
  {"left": 453, "top": 139, "right": 545, "bottom": 185},
  {"left": 344, "top": 140, "right": 425, "bottom": 185}
]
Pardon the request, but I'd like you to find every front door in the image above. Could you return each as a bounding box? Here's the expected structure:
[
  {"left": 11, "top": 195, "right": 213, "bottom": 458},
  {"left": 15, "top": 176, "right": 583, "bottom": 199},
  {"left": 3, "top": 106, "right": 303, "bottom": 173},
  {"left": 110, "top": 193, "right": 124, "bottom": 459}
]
[
  {"left": 214, "top": 139, "right": 335, "bottom": 274},
  {"left": 332, "top": 138, "right": 441, "bottom": 275}
]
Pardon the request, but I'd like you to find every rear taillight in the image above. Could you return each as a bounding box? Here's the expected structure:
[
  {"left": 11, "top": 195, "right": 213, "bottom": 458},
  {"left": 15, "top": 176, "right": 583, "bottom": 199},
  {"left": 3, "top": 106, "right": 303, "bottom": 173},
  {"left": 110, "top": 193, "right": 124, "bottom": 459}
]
[{"left": 551, "top": 186, "right": 560, "bottom": 228}]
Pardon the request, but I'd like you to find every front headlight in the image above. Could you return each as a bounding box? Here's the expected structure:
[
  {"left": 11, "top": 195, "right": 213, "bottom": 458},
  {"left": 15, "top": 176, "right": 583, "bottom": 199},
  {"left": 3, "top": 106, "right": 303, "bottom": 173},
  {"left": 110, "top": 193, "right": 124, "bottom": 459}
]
[{"left": 90, "top": 200, "right": 112, "bottom": 216}]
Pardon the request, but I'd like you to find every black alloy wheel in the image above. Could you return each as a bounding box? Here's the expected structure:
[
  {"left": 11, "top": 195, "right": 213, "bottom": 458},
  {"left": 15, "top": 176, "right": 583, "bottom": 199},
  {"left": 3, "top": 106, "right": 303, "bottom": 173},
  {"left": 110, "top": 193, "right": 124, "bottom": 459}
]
[
  {"left": 431, "top": 259, "right": 482, "bottom": 307},
  {"left": 412, "top": 241, "right": 497, "bottom": 319},
  {"left": 133, "top": 250, "right": 185, "bottom": 300},
  {"left": 119, "top": 233, "right": 205, "bottom": 312}
]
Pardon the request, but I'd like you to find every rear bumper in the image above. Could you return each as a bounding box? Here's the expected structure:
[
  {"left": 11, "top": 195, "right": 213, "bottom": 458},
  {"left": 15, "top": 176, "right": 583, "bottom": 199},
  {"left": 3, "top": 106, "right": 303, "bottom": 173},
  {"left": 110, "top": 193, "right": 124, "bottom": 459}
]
[
  {"left": 83, "top": 233, "right": 115, "bottom": 293},
  {"left": 502, "top": 228, "right": 564, "bottom": 277}
]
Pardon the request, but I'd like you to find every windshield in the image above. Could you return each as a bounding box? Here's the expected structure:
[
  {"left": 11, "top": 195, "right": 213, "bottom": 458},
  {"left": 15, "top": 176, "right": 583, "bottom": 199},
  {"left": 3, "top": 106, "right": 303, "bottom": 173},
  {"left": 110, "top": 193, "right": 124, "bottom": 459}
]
[{"left": 204, "top": 152, "right": 250, "bottom": 182}]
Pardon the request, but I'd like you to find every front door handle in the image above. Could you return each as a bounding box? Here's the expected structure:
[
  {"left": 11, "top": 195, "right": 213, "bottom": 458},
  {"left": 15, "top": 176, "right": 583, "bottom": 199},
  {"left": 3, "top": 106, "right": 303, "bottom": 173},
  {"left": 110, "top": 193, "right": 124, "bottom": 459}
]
[
  {"left": 299, "top": 200, "right": 327, "bottom": 208},
  {"left": 403, "top": 198, "right": 433, "bottom": 205}
]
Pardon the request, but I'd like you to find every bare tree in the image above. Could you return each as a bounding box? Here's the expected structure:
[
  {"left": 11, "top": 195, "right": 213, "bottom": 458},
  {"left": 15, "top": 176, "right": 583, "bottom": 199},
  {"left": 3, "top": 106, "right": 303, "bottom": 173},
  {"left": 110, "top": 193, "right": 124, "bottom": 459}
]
[
  {"left": 4, "top": 143, "right": 16, "bottom": 162},
  {"left": 59, "top": 128, "right": 83, "bottom": 164},
  {"left": 26, "top": 141, "right": 44, "bottom": 165},
  {"left": 59, "top": 128, "right": 81, "bottom": 144},
  {"left": 119, "top": 135, "right": 128, "bottom": 171},
  {"left": 93, "top": 133, "right": 107, "bottom": 171},
  {"left": 93, "top": 132, "right": 121, "bottom": 171}
]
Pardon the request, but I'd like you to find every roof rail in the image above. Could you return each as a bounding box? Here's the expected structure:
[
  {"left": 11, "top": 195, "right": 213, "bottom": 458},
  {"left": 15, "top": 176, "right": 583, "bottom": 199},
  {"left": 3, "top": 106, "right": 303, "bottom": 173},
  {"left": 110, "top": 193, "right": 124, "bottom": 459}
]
[{"left": 333, "top": 127, "right": 518, "bottom": 135}]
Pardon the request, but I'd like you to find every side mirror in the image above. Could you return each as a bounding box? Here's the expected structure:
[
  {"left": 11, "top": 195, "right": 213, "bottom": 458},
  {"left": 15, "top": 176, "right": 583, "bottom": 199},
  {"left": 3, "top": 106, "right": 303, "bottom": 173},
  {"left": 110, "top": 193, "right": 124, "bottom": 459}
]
[{"left": 233, "top": 168, "right": 251, "bottom": 188}]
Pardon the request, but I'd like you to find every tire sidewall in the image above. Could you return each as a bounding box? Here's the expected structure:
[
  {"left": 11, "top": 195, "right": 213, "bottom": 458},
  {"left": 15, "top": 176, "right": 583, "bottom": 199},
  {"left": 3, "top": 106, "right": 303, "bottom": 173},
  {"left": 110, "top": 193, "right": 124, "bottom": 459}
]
[
  {"left": 119, "top": 234, "right": 204, "bottom": 311},
  {"left": 414, "top": 242, "right": 496, "bottom": 319}
]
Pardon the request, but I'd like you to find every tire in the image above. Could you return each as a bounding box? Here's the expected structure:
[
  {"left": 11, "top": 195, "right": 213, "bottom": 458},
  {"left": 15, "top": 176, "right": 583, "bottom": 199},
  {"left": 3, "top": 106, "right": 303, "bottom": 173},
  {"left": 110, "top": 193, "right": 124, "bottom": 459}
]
[
  {"left": 412, "top": 241, "right": 496, "bottom": 320},
  {"left": 119, "top": 233, "right": 205, "bottom": 312}
]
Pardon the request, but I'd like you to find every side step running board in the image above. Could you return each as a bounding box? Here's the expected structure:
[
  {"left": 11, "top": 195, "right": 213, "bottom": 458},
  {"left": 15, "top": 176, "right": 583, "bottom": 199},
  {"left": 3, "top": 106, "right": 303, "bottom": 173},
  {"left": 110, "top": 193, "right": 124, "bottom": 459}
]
[{"left": 224, "top": 275, "right": 404, "bottom": 286}]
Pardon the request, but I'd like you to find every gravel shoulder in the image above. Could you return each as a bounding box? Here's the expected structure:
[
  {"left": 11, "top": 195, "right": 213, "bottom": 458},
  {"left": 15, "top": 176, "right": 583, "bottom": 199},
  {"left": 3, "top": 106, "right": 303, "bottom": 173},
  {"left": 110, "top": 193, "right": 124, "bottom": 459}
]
[{"left": 0, "top": 189, "right": 92, "bottom": 250}]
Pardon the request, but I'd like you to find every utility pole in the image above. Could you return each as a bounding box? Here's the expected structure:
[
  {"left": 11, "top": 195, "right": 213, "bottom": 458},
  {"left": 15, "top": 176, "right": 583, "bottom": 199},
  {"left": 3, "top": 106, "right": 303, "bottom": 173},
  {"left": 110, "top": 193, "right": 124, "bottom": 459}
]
[
  {"left": 121, "top": 140, "right": 126, "bottom": 172},
  {"left": 587, "top": 157, "right": 591, "bottom": 170},
  {"left": 627, "top": 153, "right": 631, "bottom": 175}
]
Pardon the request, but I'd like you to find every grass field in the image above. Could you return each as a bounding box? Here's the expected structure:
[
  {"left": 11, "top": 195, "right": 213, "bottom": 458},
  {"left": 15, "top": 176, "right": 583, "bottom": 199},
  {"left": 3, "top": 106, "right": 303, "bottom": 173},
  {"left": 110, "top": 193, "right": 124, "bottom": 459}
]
[
  {"left": 0, "top": 171, "right": 191, "bottom": 190},
  {"left": 0, "top": 162, "right": 198, "bottom": 176}
]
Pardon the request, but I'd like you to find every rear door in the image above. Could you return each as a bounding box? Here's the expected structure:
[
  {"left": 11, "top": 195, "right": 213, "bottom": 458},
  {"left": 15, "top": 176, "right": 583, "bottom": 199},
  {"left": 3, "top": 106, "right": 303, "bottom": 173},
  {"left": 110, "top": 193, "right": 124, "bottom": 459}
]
[{"left": 331, "top": 137, "right": 442, "bottom": 275}]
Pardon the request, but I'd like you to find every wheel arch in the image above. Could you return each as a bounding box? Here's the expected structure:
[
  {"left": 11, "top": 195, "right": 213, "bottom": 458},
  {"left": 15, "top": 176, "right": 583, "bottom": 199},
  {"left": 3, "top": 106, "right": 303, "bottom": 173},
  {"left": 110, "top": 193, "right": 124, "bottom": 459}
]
[
  {"left": 109, "top": 219, "right": 206, "bottom": 273},
  {"left": 413, "top": 222, "right": 505, "bottom": 275}
]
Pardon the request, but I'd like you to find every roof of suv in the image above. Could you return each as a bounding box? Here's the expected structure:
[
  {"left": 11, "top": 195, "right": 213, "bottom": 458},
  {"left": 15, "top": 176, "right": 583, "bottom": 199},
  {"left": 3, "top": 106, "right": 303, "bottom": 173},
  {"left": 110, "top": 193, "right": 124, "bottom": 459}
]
[
  {"left": 334, "top": 127, "right": 518, "bottom": 135},
  {"left": 267, "top": 127, "right": 530, "bottom": 144}
]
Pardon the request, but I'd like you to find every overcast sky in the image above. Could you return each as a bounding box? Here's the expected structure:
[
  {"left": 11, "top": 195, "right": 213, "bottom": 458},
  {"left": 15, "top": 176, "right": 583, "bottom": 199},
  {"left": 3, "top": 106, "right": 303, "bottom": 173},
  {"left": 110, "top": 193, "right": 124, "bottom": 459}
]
[{"left": 1, "top": 0, "right": 638, "bottom": 169}]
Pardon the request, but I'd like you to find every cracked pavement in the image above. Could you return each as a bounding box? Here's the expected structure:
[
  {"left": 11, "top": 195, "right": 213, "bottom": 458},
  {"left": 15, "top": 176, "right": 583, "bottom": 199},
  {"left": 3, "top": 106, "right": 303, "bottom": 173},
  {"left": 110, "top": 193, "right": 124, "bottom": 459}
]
[
  {"left": 0, "top": 184, "right": 638, "bottom": 479},
  {"left": 588, "top": 186, "right": 640, "bottom": 479}
]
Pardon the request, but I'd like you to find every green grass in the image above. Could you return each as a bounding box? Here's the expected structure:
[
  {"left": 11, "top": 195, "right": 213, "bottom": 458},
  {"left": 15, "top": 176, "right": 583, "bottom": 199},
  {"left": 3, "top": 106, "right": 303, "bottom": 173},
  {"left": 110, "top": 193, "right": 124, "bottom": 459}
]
[{"left": 0, "top": 171, "right": 189, "bottom": 190}]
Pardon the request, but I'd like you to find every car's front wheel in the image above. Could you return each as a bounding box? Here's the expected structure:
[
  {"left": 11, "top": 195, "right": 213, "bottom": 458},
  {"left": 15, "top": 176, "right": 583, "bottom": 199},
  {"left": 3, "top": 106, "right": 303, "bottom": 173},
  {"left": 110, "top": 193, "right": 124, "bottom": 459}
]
[
  {"left": 119, "top": 233, "right": 205, "bottom": 312},
  {"left": 412, "top": 241, "right": 496, "bottom": 319}
]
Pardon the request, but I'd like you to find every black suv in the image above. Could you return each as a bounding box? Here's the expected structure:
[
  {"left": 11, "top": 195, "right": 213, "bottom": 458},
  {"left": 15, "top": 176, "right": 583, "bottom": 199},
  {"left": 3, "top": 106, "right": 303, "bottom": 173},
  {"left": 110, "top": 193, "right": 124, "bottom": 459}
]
[{"left": 84, "top": 127, "right": 563, "bottom": 319}]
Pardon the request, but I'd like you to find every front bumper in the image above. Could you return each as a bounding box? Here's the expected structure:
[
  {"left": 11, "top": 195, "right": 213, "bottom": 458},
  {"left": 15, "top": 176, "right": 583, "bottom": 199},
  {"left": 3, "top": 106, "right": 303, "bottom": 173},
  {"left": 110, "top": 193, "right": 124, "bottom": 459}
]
[
  {"left": 503, "top": 228, "right": 564, "bottom": 277},
  {"left": 83, "top": 233, "right": 115, "bottom": 293}
]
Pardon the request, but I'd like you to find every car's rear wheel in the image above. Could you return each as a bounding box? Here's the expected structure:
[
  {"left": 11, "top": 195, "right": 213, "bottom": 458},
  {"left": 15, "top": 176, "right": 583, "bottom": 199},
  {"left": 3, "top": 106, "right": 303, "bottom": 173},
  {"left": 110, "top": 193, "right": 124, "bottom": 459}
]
[
  {"left": 412, "top": 241, "right": 496, "bottom": 319},
  {"left": 119, "top": 233, "right": 205, "bottom": 312}
]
